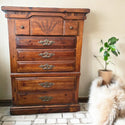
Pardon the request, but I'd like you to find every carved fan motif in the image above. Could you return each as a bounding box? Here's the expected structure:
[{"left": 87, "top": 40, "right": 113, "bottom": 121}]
[{"left": 33, "top": 19, "right": 61, "bottom": 34}]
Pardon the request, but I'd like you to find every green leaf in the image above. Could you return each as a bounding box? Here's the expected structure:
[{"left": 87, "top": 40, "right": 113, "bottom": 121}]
[
  {"left": 100, "top": 47, "right": 103, "bottom": 52},
  {"left": 111, "top": 50, "right": 118, "bottom": 56},
  {"left": 109, "top": 45, "right": 116, "bottom": 51},
  {"left": 104, "top": 42, "right": 109, "bottom": 47},
  {"left": 117, "top": 50, "right": 120, "bottom": 55},
  {"left": 108, "top": 53, "right": 110, "bottom": 56},
  {"left": 100, "top": 40, "right": 103, "bottom": 44},
  {"left": 107, "top": 48, "right": 111, "bottom": 51},
  {"left": 111, "top": 48, "right": 116, "bottom": 51},
  {"left": 108, "top": 37, "right": 119, "bottom": 45},
  {"left": 104, "top": 51, "right": 109, "bottom": 61},
  {"left": 104, "top": 55, "right": 108, "bottom": 61},
  {"left": 104, "top": 51, "right": 110, "bottom": 57}
]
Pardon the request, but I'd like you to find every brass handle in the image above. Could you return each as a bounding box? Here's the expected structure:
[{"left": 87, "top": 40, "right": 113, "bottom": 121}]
[
  {"left": 39, "top": 82, "right": 54, "bottom": 88},
  {"left": 39, "top": 52, "right": 55, "bottom": 58},
  {"left": 20, "top": 25, "right": 24, "bottom": 29},
  {"left": 39, "top": 64, "right": 54, "bottom": 70},
  {"left": 38, "top": 39, "right": 55, "bottom": 46},
  {"left": 69, "top": 26, "right": 73, "bottom": 30},
  {"left": 39, "top": 96, "right": 53, "bottom": 101}
]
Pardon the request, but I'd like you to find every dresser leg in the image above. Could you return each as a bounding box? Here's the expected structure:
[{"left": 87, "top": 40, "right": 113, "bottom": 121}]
[{"left": 10, "top": 104, "right": 80, "bottom": 115}]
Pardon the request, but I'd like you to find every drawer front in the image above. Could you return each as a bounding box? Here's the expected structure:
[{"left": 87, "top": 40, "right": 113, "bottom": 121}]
[
  {"left": 17, "top": 91, "right": 75, "bottom": 105},
  {"left": 17, "top": 49, "right": 75, "bottom": 61},
  {"left": 30, "top": 17, "right": 63, "bottom": 35},
  {"left": 64, "top": 21, "right": 78, "bottom": 35},
  {"left": 16, "top": 77, "right": 76, "bottom": 91},
  {"left": 15, "top": 18, "right": 79, "bottom": 36},
  {"left": 15, "top": 20, "right": 29, "bottom": 35},
  {"left": 16, "top": 36, "right": 76, "bottom": 49},
  {"left": 17, "top": 61, "right": 75, "bottom": 72}
]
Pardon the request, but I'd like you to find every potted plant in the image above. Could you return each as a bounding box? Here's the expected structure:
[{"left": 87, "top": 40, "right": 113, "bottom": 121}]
[{"left": 95, "top": 37, "right": 120, "bottom": 85}]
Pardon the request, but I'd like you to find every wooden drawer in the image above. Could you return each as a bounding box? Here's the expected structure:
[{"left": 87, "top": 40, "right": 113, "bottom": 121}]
[
  {"left": 15, "top": 77, "right": 76, "bottom": 91},
  {"left": 17, "top": 61, "right": 75, "bottom": 72},
  {"left": 17, "top": 49, "right": 75, "bottom": 61},
  {"left": 64, "top": 21, "right": 78, "bottom": 35},
  {"left": 15, "top": 17, "right": 78, "bottom": 36},
  {"left": 30, "top": 17, "right": 63, "bottom": 35},
  {"left": 15, "top": 20, "right": 29, "bottom": 35},
  {"left": 17, "top": 91, "right": 75, "bottom": 105},
  {"left": 16, "top": 36, "right": 76, "bottom": 49}
]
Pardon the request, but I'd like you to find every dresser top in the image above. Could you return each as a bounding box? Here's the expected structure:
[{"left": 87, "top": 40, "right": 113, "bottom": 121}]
[{"left": 1, "top": 6, "right": 90, "bottom": 13}]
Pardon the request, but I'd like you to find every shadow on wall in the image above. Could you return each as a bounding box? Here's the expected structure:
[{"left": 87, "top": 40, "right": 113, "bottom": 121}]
[
  {"left": 79, "top": 11, "right": 99, "bottom": 96},
  {"left": 0, "top": 10, "right": 11, "bottom": 99},
  {"left": 0, "top": 55, "right": 11, "bottom": 99}
]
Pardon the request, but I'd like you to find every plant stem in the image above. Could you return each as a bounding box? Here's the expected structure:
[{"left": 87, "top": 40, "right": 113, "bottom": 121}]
[
  {"left": 93, "top": 55, "right": 104, "bottom": 69},
  {"left": 105, "top": 61, "right": 107, "bottom": 70}
]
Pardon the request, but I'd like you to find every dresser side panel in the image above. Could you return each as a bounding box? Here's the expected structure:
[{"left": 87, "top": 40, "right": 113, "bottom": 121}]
[
  {"left": 75, "top": 21, "right": 84, "bottom": 102},
  {"left": 76, "top": 20, "right": 84, "bottom": 72},
  {"left": 7, "top": 19, "right": 17, "bottom": 73}
]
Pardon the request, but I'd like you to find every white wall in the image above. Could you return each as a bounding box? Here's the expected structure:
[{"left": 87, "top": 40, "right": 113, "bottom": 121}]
[{"left": 0, "top": 0, "right": 125, "bottom": 99}]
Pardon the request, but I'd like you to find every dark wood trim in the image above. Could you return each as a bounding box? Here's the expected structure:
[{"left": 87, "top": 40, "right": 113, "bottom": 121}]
[
  {"left": 0, "top": 97, "right": 88, "bottom": 106},
  {"left": 0, "top": 100, "right": 12, "bottom": 106},
  {"left": 11, "top": 72, "right": 80, "bottom": 77},
  {"left": 78, "top": 97, "right": 88, "bottom": 103},
  {"left": 1, "top": 6, "right": 90, "bottom": 13},
  {"left": 10, "top": 104, "right": 80, "bottom": 115}
]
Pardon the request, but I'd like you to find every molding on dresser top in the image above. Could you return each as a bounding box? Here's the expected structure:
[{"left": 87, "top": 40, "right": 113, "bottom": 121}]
[
  {"left": 1, "top": 6, "right": 90, "bottom": 20},
  {"left": 1, "top": 6, "right": 90, "bottom": 13}
]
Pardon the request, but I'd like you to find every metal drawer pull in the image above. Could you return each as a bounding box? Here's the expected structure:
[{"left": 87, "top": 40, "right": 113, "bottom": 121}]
[
  {"left": 39, "top": 52, "right": 55, "bottom": 58},
  {"left": 39, "top": 64, "right": 54, "bottom": 70},
  {"left": 38, "top": 39, "right": 55, "bottom": 46},
  {"left": 69, "top": 26, "right": 73, "bottom": 30},
  {"left": 39, "top": 82, "right": 54, "bottom": 88},
  {"left": 39, "top": 96, "right": 53, "bottom": 101},
  {"left": 20, "top": 25, "right": 24, "bottom": 29}
]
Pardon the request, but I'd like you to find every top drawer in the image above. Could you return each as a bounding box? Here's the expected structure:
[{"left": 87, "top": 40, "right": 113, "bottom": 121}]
[
  {"left": 15, "top": 20, "right": 29, "bottom": 35},
  {"left": 15, "top": 17, "right": 78, "bottom": 35},
  {"left": 16, "top": 36, "right": 76, "bottom": 49},
  {"left": 30, "top": 17, "right": 63, "bottom": 35}
]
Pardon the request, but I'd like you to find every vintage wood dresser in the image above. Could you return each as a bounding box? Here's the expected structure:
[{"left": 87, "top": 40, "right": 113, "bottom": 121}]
[{"left": 2, "top": 6, "right": 90, "bottom": 115}]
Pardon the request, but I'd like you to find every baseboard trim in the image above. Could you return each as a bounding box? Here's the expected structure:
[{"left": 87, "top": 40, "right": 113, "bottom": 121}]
[
  {"left": 78, "top": 96, "right": 88, "bottom": 103},
  {"left": 0, "top": 99, "right": 12, "bottom": 106},
  {"left": 0, "top": 97, "right": 88, "bottom": 106}
]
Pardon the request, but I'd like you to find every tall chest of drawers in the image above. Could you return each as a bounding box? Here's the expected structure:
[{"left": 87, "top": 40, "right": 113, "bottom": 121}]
[{"left": 2, "top": 6, "right": 90, "bottom": 115}]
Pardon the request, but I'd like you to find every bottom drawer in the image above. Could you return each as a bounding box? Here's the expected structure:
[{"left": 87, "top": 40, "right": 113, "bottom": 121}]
[
  {"left": 17, "top": 91, "right": 75, "bottom": 106},
  {"left": 16, "top": 77, "right": 76, "bottom": 91}
]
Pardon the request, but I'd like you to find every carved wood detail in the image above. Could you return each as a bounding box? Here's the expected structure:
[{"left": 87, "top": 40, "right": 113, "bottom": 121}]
[
  {"left": 30, "top": 17, "right": 63, "bottom": 35},
  {"left": 2, "top": 6, "right": 90, "bottom": 115},
  {"left": 33, "top": 20, "right": 59, "bottom": 34}
]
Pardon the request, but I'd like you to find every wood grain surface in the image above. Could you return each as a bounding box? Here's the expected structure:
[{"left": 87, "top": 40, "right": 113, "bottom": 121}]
[{"left": 2, "top": 6, "right": 90, "bottom": 115}]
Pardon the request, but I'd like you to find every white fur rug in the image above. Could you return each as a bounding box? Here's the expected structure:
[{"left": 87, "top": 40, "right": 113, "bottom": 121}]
[
  {"left": 88, "top": 76, "right": 125, "bottom": 125},
  {"left": 115, "top": 119, "right": 125, "bottom": 125}
]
